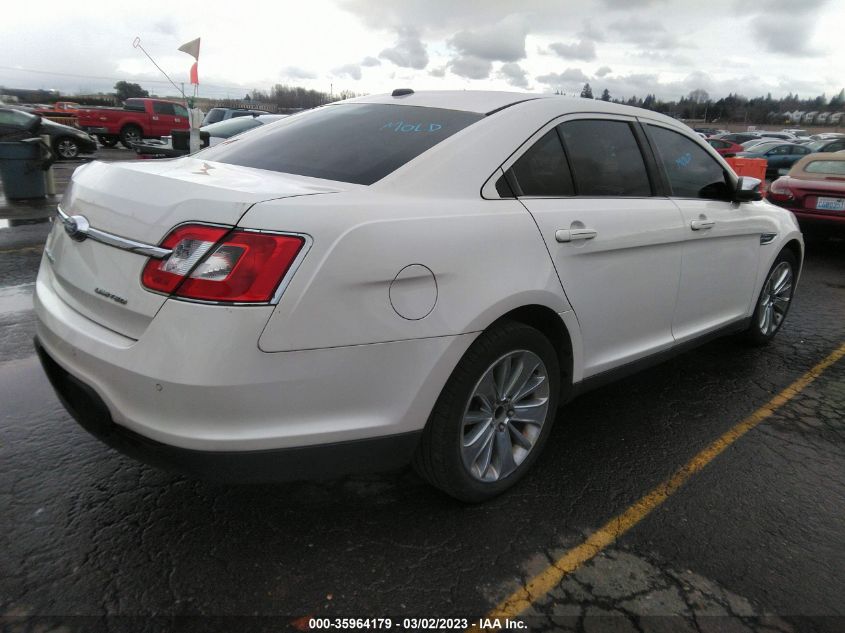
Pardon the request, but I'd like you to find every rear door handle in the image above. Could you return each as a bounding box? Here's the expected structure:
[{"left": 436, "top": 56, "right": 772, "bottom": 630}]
[
  {"left": 555, "top": 228, "right": 597, "bottom": 243},
  {"left": 690, "top": 219, "right": 715, "bottom": 231}
]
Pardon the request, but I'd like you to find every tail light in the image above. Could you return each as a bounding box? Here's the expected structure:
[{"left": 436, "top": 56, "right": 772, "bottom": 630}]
[
  {"left": 142, "top": 224, "right": 305, "bottom": 303},
  {"left": 767, "top": 178, "right": 794, "bottom": 203}
]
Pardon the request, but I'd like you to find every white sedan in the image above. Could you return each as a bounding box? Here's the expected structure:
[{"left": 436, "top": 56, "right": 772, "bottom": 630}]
[{"left": 34, "top": 90, "right": 802, "bottom": 501}]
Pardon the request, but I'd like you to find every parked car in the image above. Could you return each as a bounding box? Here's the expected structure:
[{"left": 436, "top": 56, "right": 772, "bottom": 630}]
[
  {"left": 767, "top": 153, "right": 845, "bottom": 235},
  {"left": 707, "top": 138, "right": 745, "bottom": 157},
  {"left": 756, "top": 131, "right": 797, "bottom": 141},
  {"left": 133, "top": 114, "right": 288, "bottom": 158},
  {"left": 805, "top": 138, "right": 845, "bottom": 153},
  {"left": 736, "top": 142, "right": 812, "bottom": 177},
  {"left": 76, "top": 98, "right": 190, "bottom": 148},
  {"left": 740, "top": 139, "right": 778, "bottom": 150},
  {"left": 693, "top": 127, "right": 725, "bottom": 137},
  {"left": 34, "top": 90, "right": 803, "bottom": 502},
  {"left": 809, "top": 132, "right": 845, "bottom": 141},
  {"left": 200, "top": 108, "right": 269, "bottom": 126},
  {"left": 0, "top": 107, "right": 97, "bottom": 159},
  {"left": 716, "top": 132, "right": 761, "bottom": 144},
  {"left": 783, "top": 129, "right": 809, "bottom": 138}
]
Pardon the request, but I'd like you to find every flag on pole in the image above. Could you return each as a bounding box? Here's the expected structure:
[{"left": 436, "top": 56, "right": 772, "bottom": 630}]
[{"left": 178, "top": 38, "right": 201, "bottom": 85}]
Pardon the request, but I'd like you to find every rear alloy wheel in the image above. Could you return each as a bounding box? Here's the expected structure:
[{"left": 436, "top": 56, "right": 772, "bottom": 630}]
[
  {"left": 120, "top": 126, "right": 142, "bottom": 148},
  {"left": 460, "top": 350, "right": 550, "bottom": 483},
  {"left": 414, "top": 321, "right": 560, "bottom": 502},
  {"left": 744, "top": 249, "right": 797, "bottom": 346},
  {"left": 54, "top": 137, "right": 80, "bottom": 160}
]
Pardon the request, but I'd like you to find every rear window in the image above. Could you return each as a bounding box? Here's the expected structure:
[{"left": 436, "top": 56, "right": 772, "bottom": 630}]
[
  {"left": 803, "top": 160, "right": 845, "bottom": 175},
  {"left": 202, "top": 117, "right": 262, "bottom": 139},
  {"left": 202, "top": 109, "right": 226, "bottom": 125},
  {"left": 199, "top": 103, "right": 483, "bottom": 185}
]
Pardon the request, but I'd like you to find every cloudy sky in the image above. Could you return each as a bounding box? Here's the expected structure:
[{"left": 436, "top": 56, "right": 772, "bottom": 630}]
[{"left": 1, "top": 0, "right": 843, "bottom": 102}]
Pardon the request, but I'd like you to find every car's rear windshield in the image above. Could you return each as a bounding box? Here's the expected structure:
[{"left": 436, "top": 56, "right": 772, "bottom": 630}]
[
  {"left": 198, "top": 103, "right": 483, "bottom": 185},
  {"left": 202, "top": 117, "right": 262, "bottom": 139},
  {"left": 803, "top": 160, "right": 845, "bottom": 175}
]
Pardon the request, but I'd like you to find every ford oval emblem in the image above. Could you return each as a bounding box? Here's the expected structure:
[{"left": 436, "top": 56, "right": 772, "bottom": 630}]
[{"left": 64, "top": 215, "right": 90, "bottom": 242}]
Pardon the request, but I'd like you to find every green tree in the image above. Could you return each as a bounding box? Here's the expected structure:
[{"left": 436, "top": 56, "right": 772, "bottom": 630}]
[
  {"left": 114, "top": 81, "right": 149, "bottom": 101},
  {"left": 600, "top": 88, "right": 611, "bottom": 102},
  {"left": 580, "top": 83, "right": 594, "bottom": 99},
  {"left": 829, "top": 89, "right": 845, "bottom": 108}
]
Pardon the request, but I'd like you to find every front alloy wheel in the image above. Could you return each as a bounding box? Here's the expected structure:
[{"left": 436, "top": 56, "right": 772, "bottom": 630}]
[
  {"left": 757, "top": 261, "right": 793, "bottom": 336},
  {"left": 55, "top": 138, "right": 80, "bottom": 159},
  {"left": 744, "top": 249, "right": 798, "bottom": 346},
  {"left": 461, "top": 350, "right": 550, "bottom": 482}
]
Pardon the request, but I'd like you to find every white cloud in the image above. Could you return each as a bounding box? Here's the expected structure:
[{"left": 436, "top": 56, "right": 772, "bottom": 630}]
[
  {"left": 547, "top": 40, "right": 597, "bottom": 61},
  {"left": 449, "top": 15, "right": 529, "bottom": 62},
  {"left": 333, "top": 63, "right": 362, "bottom": 80},
  {"left": 498, "top": 62, "right": 530, "bottom": 88},
  {"left": 449, "top": 56, "right": 493, "bottom": 80},
  {"left": 536, "top": 68, "right": 590, "bottom": 87},
  {"left": 379, "top": 27, "right": 429, "bottom": 69}
]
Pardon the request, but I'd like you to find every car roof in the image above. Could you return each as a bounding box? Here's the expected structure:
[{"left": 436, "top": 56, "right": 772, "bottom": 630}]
[{"left": 344, "top": 90, "right": 675, "bottom": 120}]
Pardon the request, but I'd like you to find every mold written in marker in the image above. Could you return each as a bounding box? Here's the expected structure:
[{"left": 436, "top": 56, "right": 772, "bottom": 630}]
[{"left": 381, "top": 121, "right": 443, "bottom": 133}]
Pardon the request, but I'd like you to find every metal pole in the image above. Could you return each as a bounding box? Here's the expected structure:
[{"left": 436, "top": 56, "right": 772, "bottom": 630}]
[{"left": 41, "top": 134, "right": 56, "bottom": 195}]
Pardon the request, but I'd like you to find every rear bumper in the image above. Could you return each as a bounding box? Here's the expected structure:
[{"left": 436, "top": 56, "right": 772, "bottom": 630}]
[
  {"left": 34, "top": 262, "right": 475, "bottom": 467},
  {"left": 790, "top": 209, "right": 845, "bottom": 229},
  {"left": 35, "top": 338, "right": 421, "bottom": 481}
]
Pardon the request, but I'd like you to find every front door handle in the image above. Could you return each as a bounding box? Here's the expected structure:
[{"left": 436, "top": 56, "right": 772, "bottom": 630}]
[
  {"left": 556, "top": 228, "right": 597, "bottom": 243},
  {"left": 690, "top": 219, "right": 715, "bottom": 231}
]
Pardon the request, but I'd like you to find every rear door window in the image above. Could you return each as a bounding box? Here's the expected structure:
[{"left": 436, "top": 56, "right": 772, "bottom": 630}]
[
  {"left": 200, "top": 103, "right": 483, "bottom": 185},
  {"left": 557, "top": 120, "right": 652, "bottom": 196},
  {"left": 510, "top": 130, "right": 574, "bottom": 196},
  {"left": 153, "top": 102, "right": 176, "bottom": 115},
  {"left": 647, "top": 125, "right": 732, "bottom": 200}
]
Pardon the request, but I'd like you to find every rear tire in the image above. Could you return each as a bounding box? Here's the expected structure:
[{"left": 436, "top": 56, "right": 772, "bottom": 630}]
[
  {"left": 743, "top": 249, "right": 798, "bottom": 346},
  {"left": 413, "top": 321, "right": 560, "bottom": 503},
  {"left": 119, "top": 126, "right": 142, "bottom": 148}
]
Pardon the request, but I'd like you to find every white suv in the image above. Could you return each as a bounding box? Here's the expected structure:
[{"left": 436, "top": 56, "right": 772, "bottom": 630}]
[{"left": 35, "top": 90, "right": 802, "bottom": 501}]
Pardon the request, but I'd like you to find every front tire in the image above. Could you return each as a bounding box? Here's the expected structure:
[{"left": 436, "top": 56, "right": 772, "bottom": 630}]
[
  {"left": 54, "top": 137, "right": 80, "bottom": 160},
  {"left": 744, "top": 249, "right": 797, "bottom": 346},
  {"left": 414, "top": 321, "right": 561, "bottom": 502}
]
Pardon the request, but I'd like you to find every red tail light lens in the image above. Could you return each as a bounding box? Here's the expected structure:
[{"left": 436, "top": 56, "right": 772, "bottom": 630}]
[
  {"left": 142, "top": 224, "right": 305, "bottom": 303},
  {"left": 767, "top": 178, "right": 794, "bottom": 202}
]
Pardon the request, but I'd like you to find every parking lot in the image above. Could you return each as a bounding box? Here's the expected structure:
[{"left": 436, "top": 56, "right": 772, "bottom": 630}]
[{"left": 1, "top": 148, "right": 843, "bottom": 633}]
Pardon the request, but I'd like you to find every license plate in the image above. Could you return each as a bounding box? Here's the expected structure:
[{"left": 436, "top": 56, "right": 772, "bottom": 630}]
[{"left": 816, "top": 197, "right": 845, "bottom": 211}]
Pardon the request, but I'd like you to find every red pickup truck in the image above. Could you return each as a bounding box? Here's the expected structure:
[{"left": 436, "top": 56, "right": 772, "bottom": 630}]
[{"left": 76, "top": 97, "right": 189, "bottom": 148}]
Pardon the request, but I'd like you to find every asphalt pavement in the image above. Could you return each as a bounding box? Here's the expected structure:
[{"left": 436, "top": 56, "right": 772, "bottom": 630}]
[{"left": 0, "top": 149, "right": 843, "bottom": 633}]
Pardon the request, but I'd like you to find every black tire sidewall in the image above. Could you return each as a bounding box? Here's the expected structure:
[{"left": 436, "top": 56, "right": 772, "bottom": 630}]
[
  {"left": 423, "top": 322, "right": 561, "bottom": 502},
  {"left": 120, "top": 127, "right": 141, "bottom": 147}
]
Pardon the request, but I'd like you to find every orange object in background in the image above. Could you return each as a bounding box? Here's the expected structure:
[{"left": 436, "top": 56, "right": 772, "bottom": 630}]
[{"left": 725, "top": 156, "right": 768, "bottom": 193}]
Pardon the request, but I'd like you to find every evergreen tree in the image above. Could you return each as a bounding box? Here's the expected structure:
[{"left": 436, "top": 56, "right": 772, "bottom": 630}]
[{"left": 580, "top": 83, "right": 594, "bottom": 99}]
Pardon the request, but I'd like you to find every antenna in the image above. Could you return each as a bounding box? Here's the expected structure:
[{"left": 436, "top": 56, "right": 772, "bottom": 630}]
[{"left": 132, "top": 37, "right": 186, "bottom": 99}]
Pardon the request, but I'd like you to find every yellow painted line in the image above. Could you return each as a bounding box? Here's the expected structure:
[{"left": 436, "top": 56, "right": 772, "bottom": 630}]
[{"left": 470, "top": 342, "right": 845, "bottom": 632}]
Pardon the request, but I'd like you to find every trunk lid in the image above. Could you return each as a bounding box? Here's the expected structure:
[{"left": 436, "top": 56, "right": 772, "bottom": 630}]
[{"left": 45, "top": 157, "right": 346, "bottom": 339}]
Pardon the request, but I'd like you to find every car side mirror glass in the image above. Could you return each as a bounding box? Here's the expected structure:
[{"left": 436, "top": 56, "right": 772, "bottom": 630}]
[{"left": 733, "top": 176, "right": 762, "bottom": 202}]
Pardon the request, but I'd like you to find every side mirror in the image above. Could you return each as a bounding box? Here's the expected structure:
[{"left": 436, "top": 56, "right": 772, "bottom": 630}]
[{"left": 733, "top": 176, "right": 762, "bottom": 202}]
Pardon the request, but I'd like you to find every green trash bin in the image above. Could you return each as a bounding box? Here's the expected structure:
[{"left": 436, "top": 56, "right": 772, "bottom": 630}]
[{"left": 0, "top": 138, "right": 50, "bottom": 200}]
